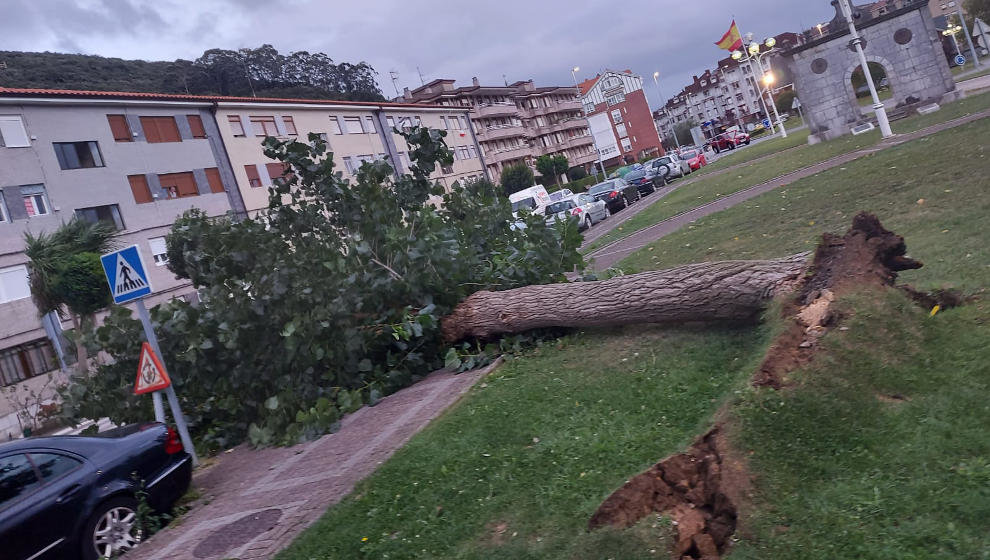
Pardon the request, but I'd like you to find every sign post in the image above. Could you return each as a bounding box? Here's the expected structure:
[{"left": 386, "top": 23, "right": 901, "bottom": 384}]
[
  {"left": 791, "top": 97, "right": 804, "bottom": 125},
  {"left": 101, "top": 245, "right": 198, "bottom": 466}
]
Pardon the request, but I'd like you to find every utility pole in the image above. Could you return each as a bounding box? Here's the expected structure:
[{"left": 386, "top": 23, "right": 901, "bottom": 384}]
[
  {"left": 956, "top": 5, "right": 982, "bottom": 68},
  {"left": 416, "top": 66, "right": 425, "bottom": 86},
  {"left": 389, "top": 71, "right": 401, "bottom": 97},
  {"left": 652, "top": 71, "right": 680, "bottom": 151},
  {"left": 837, "top": 0, "right": 893, "bottom": 137}
]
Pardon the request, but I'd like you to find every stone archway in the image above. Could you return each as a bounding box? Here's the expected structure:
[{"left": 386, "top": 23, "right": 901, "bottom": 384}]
[{"left": 783, "top": 0, "right": 958, "bottom": 143}]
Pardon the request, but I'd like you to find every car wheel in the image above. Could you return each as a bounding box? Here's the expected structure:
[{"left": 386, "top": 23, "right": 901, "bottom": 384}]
[
  {"left": 82, "top": 496, "right": 143, "bottom": 560},
  {"left": 584, "top": 216, "right": 592, "bottom": 229},
  {"left": 604, "top": 206, "right": 611, "bottom": 218},
  {"left": 713, "top": 146, "right": 720, "bottom": 154},
  {"left": 728, "top": 142, "right": 736, "bottom": 150},
  {"left": 745, "top": 139, "right": 751, "bottom": 145}
]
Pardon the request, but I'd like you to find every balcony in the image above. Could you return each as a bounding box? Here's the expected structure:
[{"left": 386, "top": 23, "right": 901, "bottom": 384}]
[
  {"left": 486, "top": 145, "right": 532, "bottom": 164},
  {"left": 473, "top": 102, "right": 518, "bottom": 118},
  {"left": 571, "top": 151, "right": 598, "bottom": 166},
  {"left": 477, "top": 124, "right": 528, "bottom": 142},
  {"left": 566, "top": 134, "right": 594, "bottom": 149}
]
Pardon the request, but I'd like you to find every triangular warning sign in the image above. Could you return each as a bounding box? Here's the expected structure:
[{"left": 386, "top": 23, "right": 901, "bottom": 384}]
[
  {"left": 134, "top": 342, "right": 171, "bottom": 395},
  {"left": 114, "top": 253, "right": 148, "bottom": 298}
]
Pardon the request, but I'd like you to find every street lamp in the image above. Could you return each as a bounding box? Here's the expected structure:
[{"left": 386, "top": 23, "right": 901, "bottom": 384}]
[
  {"left": 731, "top": 36, "right": 787, "bottom": 137},
  {"left": 652, "top": 71, "right": 681, "bottom": 151},
  {"left": 943, "top": 24, "right": 964, "bottom": 57},
  {"left": 570, "top": 65, "right": 608, "bottom": 178},
  {"left": 837, "top": 0, "right": 893, "bottom": 137}
]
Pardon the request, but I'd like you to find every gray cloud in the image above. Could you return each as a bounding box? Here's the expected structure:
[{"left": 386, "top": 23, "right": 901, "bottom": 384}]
[{"left": 2, "top": 0, "right": 838, "bottom": 105}]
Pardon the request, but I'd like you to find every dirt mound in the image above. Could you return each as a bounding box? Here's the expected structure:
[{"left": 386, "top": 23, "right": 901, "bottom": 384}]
[{"left": 588, "top": 427, "right": 739, "bottom": 559}]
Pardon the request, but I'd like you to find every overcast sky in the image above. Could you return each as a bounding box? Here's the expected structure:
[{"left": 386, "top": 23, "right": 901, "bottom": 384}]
[{"left": 1, "top": 0, "right": 840, "bottom": 107}]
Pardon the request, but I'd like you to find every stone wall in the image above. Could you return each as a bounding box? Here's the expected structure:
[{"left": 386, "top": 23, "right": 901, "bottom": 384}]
[{"left": 785, "top": 1, "right": 957, "bottom": 142}]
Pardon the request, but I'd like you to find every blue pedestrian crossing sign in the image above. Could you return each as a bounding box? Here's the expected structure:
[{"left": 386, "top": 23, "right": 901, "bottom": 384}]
[{"left": 100, "top": 245, "right": 153, "bottom": 304}]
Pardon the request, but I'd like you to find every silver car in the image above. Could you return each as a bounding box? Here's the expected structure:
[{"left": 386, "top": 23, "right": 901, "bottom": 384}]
[
  {"left": 543, "top": 194, "right": 608, "bottom": 230},
  {"left": 650, "top": 154, "right": 691, "bottom": 180}
]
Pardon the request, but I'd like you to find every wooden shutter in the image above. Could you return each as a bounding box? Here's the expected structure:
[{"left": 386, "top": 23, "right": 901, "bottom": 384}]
[
  {"left": 266, "top": 162, "right": 288, "bottom": 182},
  {"left": 128, "top": 174, "right": 153, "bottom": 204},
  {"left": 244, "top": 165, "right": 261, "bottom": 188},
  {"left": 158, "top": 172, "right": 199, "bottom": 198},
  {"left": 187, "top": 115, "right": 207, "bottom": 139},
  {"left": 140, "top": 116, "right": 161, "bottom": 143},
  {"left": 141, "top": 116, "right": 181, "bottom": 143},
  {"left": 282, "top": 116, "right": 297, "bottom": 135},
  {"left": 205, "top": 168, "right": 225, "bottom": 193},
  {"left": 107, "top": 115, "right": 133, "bottom": 142}
]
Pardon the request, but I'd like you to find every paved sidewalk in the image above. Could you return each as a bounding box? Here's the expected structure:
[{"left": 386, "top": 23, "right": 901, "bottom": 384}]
[
  {"left": 127, "top": 362, "right": 496, "bottom": 560},
  {"left": 586, "top": 107, "right": 990, "bottom": 271}
]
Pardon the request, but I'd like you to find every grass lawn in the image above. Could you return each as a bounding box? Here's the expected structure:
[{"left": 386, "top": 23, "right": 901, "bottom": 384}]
[
  {"left": 278, "top": 109, "right": 990, "bottom": 560},
  {"left": 277, "top": 325, "right": 767, "bottom": 560},
  {"left": 952, "top": 63, "right": 990, "bottom": 79},
  {"left": 584, "top": 90, "right": 990, "bottom": 256},
  {"left": 856, "top": 88, "right": 893, "bottom": 107}
]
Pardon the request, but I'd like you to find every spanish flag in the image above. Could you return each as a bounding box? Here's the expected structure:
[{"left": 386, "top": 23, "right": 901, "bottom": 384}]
[{"left": 715, "top": 20, "right": 743, "bottom": 51}]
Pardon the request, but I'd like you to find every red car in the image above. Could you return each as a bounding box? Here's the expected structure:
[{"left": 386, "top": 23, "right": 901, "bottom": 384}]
[
  {"left": 679, "top": 148, "right": 707, "bottom": 170},
  {"left": 710, "top": 131, "right": 751, "bottom": 153}
]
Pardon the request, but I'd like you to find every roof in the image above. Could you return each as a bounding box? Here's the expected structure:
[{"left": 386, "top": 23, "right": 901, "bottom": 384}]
[
  {"left": 577, "top": 69, "right": 638, "bottom": 96},
  {"left": 0, "top": 87, "right": 449, "bottom": 110}
]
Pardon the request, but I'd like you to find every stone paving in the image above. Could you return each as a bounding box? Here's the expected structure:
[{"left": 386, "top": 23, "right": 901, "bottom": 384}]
[
  {"left": 585, "top": 107, "right": 990, "bottom": 271},
  {"left": 127, "top": 361, "right": 496, "bottom": 560}
]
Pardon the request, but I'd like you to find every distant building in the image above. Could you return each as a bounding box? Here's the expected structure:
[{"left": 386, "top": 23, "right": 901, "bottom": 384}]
[
  {"left": 577, "top": 70, "right": 664, "bottom": 165},
  {"left": 929, "top": 0, "right": 964, "bottom": 18},
  {"left": 401, "top": 78, "right": 597, "bottom": 180}
]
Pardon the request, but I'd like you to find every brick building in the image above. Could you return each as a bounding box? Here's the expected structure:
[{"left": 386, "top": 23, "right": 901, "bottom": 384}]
[{"left": 577, "top": 70, "right": 663, "bottom": 165}]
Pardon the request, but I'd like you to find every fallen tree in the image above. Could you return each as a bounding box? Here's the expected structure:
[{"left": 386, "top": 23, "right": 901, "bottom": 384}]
[{"left": 441, "top": 213, "right": 923, "bottom": 342}]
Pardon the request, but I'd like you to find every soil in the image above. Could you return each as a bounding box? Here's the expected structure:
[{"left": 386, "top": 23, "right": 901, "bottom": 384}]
[{"left": 589, "top": 213, "right": 924, "bottom": 558}]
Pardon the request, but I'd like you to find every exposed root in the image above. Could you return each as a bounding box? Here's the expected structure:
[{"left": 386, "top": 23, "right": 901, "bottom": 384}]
[
  {"left": 898, "top": 285, "right": 967, "bottom": 311},
  {"left": 588, "top": 426, "right": 739, "bottom": 559}
]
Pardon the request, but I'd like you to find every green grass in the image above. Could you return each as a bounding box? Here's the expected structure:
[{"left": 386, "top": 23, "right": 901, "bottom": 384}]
[
  {"left": 618, "top": 116, "right": 990, "bottom": 292},
  {"left": 277, "top": 325, "right": 767, "bottom": 560},
  {"left": 690, "top": 128, "right": 811, "bottom": 179},
  {"left": 952, "top": 63, "right": 990, "bottom": 79},
  {"left": 856, "top": 88, "right": 893, "bottom": 107},
  {"left": 730, "top": 290, "right": 990, "bottom": 559},
  {"left": 585, "top": 90, "right": 990, "bottom": 257}
]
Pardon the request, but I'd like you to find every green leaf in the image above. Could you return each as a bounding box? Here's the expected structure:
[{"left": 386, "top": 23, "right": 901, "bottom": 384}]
[
  {"left": 444, "top": 348, "right": 462, "bottom": 370},
  {"left": 265, "top": 396, "right": 279, "bottom": 410}
]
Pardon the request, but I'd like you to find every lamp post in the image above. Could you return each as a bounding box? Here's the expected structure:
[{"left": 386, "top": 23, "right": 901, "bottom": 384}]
[
  {"left": 652, "top": 71, "right": 681, "bottom": 151},
  {"left": 943, "top": 24, "right": 963, "bottom": 57},
  {"left": 571, "top": 66, "right": 608, "bottom": 178},
  {"left": 837, "top": 0, "right": 893, "bottom": 137},
  {"left": 731, "top": 36, "right": 786, "bottom": 137},
  {"left": 955, "top": 5, "right": 982, "bottom": 68}
]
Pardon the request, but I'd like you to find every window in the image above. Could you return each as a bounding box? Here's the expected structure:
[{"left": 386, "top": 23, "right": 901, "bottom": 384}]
[
  {"left": 0, "top": 115, "right": 30, "bottom": 148},
  {"left": 205, "top": 167, "right": 225, "bottom": 193},
  {"left": 621, "top": 137, "right": 632, "bottom": 152},
  {"left": 616, "top": 123, "right": 628, "bottom": 138},
  {"left": 250, "top": 116, "right": 279, "bottom": 137},
  {"left": 30, "top": 453, "right": 82, "bottom": 482},
  {"left": 364, "top": 116, "right": 376, "bottom": 134},
  {"left": 0, "top": 339, "right": 58, "bottom": 387},
  {"left": 266, "top": 162, "right": 290, "bottom": 183},
  {"left": 386, "top": 116, "right": 396, "bottom": 129},
  {"left": 611, "top": 109, "right": 622, "bottom": 124},
  {"left": 245, "top": 164, "right": 262, "bottom": 188},
  {"left": 53, "top": 141, "right": 104, "bottom": 170},
  {"left": 76, "top": 204, "right": 124, "bottom": 231},
  {"left": 605, "top": 93, "right": 625, "bottom": 106},
  {"left": 140, "top": 116, "right": 181, "bottom": 143},
  {"left": 468, "top": 145, "right": 478, "bottom": 158},
  {"left": 187, "top": 115, "right": 207, "bottom": 139},
  {"left": 281, "top": 116, "right": 297, "bottom": 136},
  {"left": 149, "top": 237, "right": 169, "bottom": 266},
  {"left": 107, "top": 115, "right": 133, "bottom": 142},
  {"left": 329, "top": 117, "right": 343, "bottom": 135},
  {"left": 441, "top": 116, "right": 449, "bottom": 130},
  {"left": 228, "top": 115, "right": 245, "bottom": 137},
  {"left": 584, "top": 103, "right": 595, "bottom": 114},
  {"left": 158, "top": 172, "right": 199, "bottom": 199},
  {"left": 441, "top": 164, "right": 454, "bottom": 174},
  {"left": 21, "top": 185, "right": 50, "bottom": 217},
  {"left": 342, "top": 156, "right": 357, "bottom": 174},
  {"left": 344, "top": 116, "right": 364, "bottom": 134},
  {"left": 0, "top": 455, "right": 40, "bottom": 506},
  {"left": 128, "top": 174, "right": 153, "bottom": 204},
  {"left": 0, "top": 265, "right": 31, "bottom": 304}
]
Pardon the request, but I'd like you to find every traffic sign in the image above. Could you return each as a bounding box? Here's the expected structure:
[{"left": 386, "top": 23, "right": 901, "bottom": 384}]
[
  {"left": 954, "top": 54, "right": 966, "bottom": 66},
  {"left": 134, "top": 342, "right": 171, "bottom": 395},
  {"left": 100, "top": 245, "right": 152, "bottom": 304},
  {"left": 762, "top": 118, "right": 772, "bottom": 128},
  {"left": 791, "top": 97, "right": 802, "bottom": 110}
]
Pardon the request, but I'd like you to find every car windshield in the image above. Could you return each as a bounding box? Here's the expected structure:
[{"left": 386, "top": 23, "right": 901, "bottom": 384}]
[
  {"left": 625, "top": 170, "right": 646, "bottom": 180},
  {"left": 545, "top": 201, "right": 575, "bottom": 214},
  {"left": 588, "top": 181, "right": 619, "bottom": 195},
  {"left": 681, "top": 150, "right": 698, "bottom": 158},
  {"left": 655, "top": 156, "right": 674, "bottom": 165},
  {"left": 511, "top": 197, "right": 536, "bottom": 212}
]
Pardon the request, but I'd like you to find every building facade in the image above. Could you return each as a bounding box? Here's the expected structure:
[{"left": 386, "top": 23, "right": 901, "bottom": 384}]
[
  {"left": 577, "top": 70, "right": 664, "bottom": 164},
  {"left": 0, "top": 88, "right": 245, "bottom": 437},
  {"left": 401, "top": 78, "right": 597, "bottom": 180},
  {"left": 213, "top": 99, "right": 487, "bottom": 214}
]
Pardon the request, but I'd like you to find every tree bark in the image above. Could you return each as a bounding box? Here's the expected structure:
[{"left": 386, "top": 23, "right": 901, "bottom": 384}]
[{"left": 441, "top": 253, "right": 809, "bottom": 341}]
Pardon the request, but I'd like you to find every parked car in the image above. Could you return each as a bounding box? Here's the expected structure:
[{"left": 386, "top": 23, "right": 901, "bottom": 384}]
[
  {"left": 710, "top": 130, "right": 751, "bottom": 153},
  {"left": 544, "top": 193, "right": 609, "bottom": 229},
  {"left": 508, "top": 184, "right": 551, "bottom": 215},
  {"left": 547, "top": 188, "right": 574, "bottom": 203},
  {"left": 650, "top": 154, "right": 690, "bottom": 180},
  {"left": 622, "top": 167, "right": 665, "bottom": 195},
  {"left": 607, "top": 163, "right": 644, "bottom": 179},
  {"left": 587, "top": 178, "right": 640, "bottom": 212},
  {"left": 678, "top": 148, "right": 707, "bottom": 171},
  {"left": 0, "top": 423, "right": 193, "bottom": 560}
]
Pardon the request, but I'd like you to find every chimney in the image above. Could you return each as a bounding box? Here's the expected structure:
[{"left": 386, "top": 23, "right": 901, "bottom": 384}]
[
  {"left": 403, "top": 87, "right": 411, "bottom": 101},
  {"left": 472, "top": 76, "right": 480, "bottom": 86}
]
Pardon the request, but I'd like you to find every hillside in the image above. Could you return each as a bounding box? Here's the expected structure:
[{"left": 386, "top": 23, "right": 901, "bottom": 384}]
[{"left": 0, "top": 45, "right": 384, "bottom": 101}]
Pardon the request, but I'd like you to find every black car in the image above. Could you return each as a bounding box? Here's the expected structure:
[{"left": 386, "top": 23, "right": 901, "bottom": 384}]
[
  {"left": 0, "top": 423, "right": 193, "bottom": 560},
  {"left": 587, "top": 179, "right": 640, "bottom": 212},
  {"left": 623, "top": 168, "right": 665, "bottom": 196}
]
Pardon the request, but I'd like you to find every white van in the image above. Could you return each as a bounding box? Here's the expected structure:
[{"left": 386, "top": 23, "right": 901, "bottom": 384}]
[{"left": 508, "top": 185, "right": 551, "bottom": 214}]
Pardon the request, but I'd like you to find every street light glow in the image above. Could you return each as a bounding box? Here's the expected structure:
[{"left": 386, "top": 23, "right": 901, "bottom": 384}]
[
  {"left": 765, "top": 37, "right": 776, "bottom": 48},
  {"left": 573, "top": 66, "right": 580, "bottom": 73},
  {"left": 731, "top": 50, "right": 743, "bottom": 60},
  {"left": 653, "top": 71, "right": 660, "bottom": 79},
  {"left": 748, "top": 42, "right": 760, "bottom": 56},
  {"left": 762, "top": 72, "right": 775, "bottom": 86}
]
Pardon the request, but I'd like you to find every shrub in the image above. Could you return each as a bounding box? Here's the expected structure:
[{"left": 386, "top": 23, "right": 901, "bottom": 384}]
[{"left": 500, "top": 164, "right": 535, "bottom": 196}]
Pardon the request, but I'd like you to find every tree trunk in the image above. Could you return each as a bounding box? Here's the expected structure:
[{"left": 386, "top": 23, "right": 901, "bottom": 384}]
[
  {"left": 441, "top": 253, "right": 809, "bottom": 341},
  {"left": 69, "top": 312, "right": 89, "bottom": 375}
]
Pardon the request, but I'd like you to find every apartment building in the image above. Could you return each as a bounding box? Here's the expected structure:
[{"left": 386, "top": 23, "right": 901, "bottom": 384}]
[
  {"left": 654, "top": 33, "right": 803, "bottom": 139},
  {"left": 577, "top": 70, "right": 664, "bottom": 165},
  {"left": 213, "top": 98, "right": 487, "bottom": 214},
  {"left": 0, "top": 88, "right": 244, "bottom": 437},
  {"left": 401, "top": 78, "right": 597, "bottom": 180}
]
